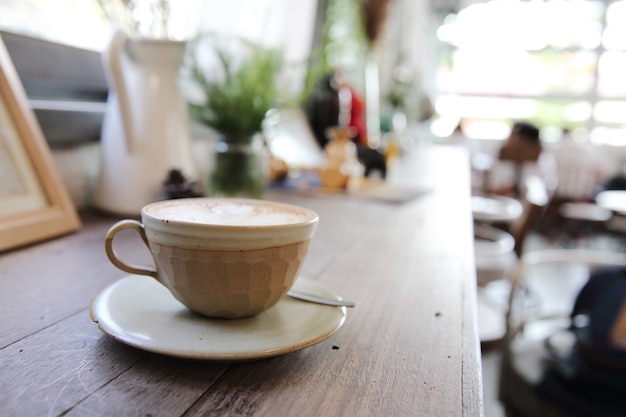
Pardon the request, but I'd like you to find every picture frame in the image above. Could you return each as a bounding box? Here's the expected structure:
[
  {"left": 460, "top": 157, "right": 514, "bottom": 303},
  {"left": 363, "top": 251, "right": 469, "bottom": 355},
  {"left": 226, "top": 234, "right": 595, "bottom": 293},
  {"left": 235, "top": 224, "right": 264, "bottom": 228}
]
[{"left": 0, "top": 35, "right": 80, "bottom": 252}]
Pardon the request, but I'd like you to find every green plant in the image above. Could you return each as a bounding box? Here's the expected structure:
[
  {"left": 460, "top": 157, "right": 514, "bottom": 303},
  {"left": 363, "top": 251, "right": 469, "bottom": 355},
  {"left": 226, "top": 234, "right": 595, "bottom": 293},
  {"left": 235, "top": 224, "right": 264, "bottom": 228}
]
[{"left": 187, "top": 36, "right": 283, "bottom": 137}]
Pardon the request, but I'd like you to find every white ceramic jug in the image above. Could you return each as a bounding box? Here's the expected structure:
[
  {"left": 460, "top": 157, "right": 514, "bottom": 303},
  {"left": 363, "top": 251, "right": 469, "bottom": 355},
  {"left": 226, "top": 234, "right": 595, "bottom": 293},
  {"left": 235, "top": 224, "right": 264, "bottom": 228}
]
[{"left": 94, "top": 28, "right": 197, "bottom": 216}]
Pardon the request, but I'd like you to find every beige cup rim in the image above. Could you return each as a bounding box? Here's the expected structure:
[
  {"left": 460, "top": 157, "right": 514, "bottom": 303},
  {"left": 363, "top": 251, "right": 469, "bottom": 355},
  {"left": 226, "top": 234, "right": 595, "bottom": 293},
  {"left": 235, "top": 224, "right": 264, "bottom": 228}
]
[
  {"left": 140, "top": 198, "right": 318, "bottom": 250},
  {"left": 141, "top": 197, "right": 318, "bottom": 229}
]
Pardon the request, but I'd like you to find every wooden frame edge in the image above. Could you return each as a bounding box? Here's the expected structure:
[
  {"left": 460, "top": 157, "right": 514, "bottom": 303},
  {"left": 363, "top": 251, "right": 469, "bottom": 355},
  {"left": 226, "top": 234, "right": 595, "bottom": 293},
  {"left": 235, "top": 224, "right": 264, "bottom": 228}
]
[{"left": 0, "top": 34, "right": 81, "bottom": 253}]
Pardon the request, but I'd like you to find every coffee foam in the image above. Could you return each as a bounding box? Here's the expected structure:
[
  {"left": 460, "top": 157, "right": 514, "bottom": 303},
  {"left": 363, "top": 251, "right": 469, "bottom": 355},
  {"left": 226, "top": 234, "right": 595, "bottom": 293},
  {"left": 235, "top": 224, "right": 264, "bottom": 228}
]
[{"left": 145, "top": 199, "right": 314, "bottom": 226}]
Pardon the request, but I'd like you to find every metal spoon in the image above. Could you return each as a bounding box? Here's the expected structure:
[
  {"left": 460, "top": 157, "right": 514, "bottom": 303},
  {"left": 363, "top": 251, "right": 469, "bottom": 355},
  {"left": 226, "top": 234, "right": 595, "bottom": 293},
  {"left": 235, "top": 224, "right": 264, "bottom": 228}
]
[{"left": 286, "top": 290, "right": 355, "bottom": 307}]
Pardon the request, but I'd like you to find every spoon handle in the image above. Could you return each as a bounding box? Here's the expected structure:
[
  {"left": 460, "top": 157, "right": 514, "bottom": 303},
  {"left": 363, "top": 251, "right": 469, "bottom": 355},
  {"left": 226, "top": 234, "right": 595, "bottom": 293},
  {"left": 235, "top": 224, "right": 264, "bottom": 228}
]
[{"left": 286, "top": 290, "right": 355, "bottom": 308}]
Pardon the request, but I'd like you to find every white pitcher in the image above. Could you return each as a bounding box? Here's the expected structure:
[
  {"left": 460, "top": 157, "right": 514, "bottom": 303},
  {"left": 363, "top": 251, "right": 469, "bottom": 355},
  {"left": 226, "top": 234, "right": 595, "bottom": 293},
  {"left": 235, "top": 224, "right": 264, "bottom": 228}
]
[{"left": 94, "top": 28, "right": 197, "bottom": 216}]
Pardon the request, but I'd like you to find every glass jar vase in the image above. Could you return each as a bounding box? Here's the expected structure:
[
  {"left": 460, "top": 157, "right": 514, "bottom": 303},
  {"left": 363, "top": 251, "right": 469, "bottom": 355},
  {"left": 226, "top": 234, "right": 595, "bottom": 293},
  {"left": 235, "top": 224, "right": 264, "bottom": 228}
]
[{"left": 207, "top": 133, "right": 267, "bottom": 198}]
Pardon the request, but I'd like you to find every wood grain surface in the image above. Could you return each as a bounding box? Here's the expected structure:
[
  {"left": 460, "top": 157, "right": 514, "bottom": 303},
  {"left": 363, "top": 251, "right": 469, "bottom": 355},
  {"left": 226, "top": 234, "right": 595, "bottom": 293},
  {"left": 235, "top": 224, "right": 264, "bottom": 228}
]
[{"left": 0, "top": 145, "right": 483, "bottom": 417}]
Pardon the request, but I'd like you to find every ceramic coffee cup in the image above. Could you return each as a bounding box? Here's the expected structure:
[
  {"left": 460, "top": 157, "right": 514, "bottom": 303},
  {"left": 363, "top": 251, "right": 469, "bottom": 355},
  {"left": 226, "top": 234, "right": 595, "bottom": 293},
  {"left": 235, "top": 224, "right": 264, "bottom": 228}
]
[{"left": 104, "top": 198, "right": 318, "bottom": 319}]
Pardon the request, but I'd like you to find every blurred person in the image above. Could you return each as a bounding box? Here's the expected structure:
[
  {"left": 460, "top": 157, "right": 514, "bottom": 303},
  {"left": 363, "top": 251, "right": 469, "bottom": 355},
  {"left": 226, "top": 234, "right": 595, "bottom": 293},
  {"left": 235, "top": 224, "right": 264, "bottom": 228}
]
[
  {"left": 304, "top": 69, "right": 386, "bottom": 178},
  {"left": 304, "top": 69, "right": 367, "bottom": 149},
  {"left": 304, "top": 71, "right": 341, "bottom": 150},
  {"left": 485, "top": 121, "right": 556, "bottom": 198}
]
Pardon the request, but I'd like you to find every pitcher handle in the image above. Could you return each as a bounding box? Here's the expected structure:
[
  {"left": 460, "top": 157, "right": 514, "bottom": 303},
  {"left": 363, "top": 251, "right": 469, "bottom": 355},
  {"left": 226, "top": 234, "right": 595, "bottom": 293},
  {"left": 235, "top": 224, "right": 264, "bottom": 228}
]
[
  {"left": 105, "top": 220, "right": 158, "bottom": 279},
  {"left": 103, "top": 27, "right": 135, "bottom": 154}
]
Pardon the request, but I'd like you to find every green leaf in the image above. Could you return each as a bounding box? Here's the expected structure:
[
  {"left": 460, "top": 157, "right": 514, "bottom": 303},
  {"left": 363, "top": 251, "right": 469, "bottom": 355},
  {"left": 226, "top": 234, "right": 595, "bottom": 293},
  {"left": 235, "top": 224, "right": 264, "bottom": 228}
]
[{"left": 187, "top": 35, "right": 283, "bottom": 135}]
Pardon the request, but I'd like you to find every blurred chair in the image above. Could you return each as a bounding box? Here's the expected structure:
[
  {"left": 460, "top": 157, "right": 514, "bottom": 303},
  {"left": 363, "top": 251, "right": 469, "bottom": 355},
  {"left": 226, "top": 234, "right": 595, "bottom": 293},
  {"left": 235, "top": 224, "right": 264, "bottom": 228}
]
[
  {"left": 552, "top": 154, "right": 600, "bottom": 203},
  {"left": 475, "top": 176, "right": 549, "bottom": 348},
  {"left": 474, "top": 223, "right": 516, "bottom": 287},
  {"left": 557, "top": 202, "right": 612, "bottom": 245},
  {"left": 475, "top": 175, "right": 550, "bottom": 286},
  {"left": 541, "top": 137, "right": 607, "bottom": 241},
  {"left": 498, "top": 249, "right": 626, "bottom": 417},
  {"left": 596, "top": 189, "right": 626, "bottom": 238}
]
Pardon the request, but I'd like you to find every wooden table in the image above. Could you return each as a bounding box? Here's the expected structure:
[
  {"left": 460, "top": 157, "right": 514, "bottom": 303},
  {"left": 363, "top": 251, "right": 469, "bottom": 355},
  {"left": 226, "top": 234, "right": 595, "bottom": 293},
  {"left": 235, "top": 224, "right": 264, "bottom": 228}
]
[{"left": 0, "top": 145, "right": 483, "bottom": 417}]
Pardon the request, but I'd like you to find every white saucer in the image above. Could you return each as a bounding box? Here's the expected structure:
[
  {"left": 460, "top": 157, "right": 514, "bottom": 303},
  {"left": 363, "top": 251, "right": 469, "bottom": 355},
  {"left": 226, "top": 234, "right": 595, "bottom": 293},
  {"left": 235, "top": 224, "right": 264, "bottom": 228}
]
[{"left": 90, "top": 275, "right": 347, "bottom": 361}]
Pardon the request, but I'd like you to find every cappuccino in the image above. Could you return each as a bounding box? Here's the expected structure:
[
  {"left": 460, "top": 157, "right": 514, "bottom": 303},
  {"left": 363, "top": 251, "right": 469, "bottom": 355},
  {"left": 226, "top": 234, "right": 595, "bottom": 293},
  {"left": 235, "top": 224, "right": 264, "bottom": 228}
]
[
  {"left": 145, "top": 199, "right": 313, "bottom": 226},
  {"left": 105, "top": 198, "right": 319, "bottom": 318}
]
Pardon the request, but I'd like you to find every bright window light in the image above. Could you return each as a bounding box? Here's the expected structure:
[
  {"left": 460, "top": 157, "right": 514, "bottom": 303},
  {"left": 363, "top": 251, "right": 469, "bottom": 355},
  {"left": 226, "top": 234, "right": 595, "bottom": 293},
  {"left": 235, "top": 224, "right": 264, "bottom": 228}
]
[
  {"left": 463, "top": 120, "right": 511, "bottom": 140},
  {"left": 435, "top": 0, "right": 626, "bottom": 144},
  {"left": 594, "top": 101, "right": 626, "bottom": 123},
  {"left": 591, "top": 127, "right": 626, "bottom": 146},
  {"left": 436, "top": 95, "right": 538, "bottom": 119},
  {"left": 0, "top": 0, "right": 110, "bottom": 50},
  {"left": 564, "top": 102, "right": 592, "bottom": 122},
  {"left": 597, "top": 52, "right": 626, "bottom": 97}
]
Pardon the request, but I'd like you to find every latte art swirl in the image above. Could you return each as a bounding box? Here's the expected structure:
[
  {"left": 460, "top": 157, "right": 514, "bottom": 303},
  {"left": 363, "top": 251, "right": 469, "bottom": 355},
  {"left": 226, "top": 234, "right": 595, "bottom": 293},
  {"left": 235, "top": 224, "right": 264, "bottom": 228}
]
[{"left": 145, "top": 199, "right": 315, "bottom": 226}]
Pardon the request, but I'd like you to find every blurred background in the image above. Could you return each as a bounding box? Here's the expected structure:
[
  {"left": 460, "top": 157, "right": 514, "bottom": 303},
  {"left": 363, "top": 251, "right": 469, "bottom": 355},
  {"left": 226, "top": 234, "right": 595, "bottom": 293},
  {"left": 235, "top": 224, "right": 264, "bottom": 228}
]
[
  {"left": 2, "top": 0, "right": 626, "bottom": 198},
  {"left": 1, "top": 0, "right": 625, "bottom": 144}
]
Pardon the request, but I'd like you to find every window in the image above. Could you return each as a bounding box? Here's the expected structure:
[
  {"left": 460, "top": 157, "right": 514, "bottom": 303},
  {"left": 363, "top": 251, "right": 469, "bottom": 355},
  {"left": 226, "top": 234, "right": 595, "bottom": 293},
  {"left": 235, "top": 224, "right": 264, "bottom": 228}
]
[
  {"left": 434, "top": 0, "right": 626, "bottom": 145},
  {"left": 0, "top": 0, "right": 110, "bottom": 50}
]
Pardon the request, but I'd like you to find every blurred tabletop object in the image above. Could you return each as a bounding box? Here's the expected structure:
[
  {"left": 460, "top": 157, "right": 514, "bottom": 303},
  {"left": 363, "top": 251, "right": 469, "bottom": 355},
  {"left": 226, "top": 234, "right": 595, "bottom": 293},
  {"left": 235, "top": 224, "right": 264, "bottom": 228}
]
[
  {"left": 0, "top": 146, "right": 482, "bottom": 417},
  {"left": 596, "top": 190, "right": 626, "bottom": 215},
  {"left": 472, "top": 194, "right": 524, "bottom": 223}
]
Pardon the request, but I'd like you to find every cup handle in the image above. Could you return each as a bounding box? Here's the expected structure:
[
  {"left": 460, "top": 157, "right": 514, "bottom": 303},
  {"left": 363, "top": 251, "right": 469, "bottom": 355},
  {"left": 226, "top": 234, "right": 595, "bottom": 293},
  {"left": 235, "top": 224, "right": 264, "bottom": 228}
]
[{"left": 105, "top": 219, "right": 158, "bottom": 279}]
